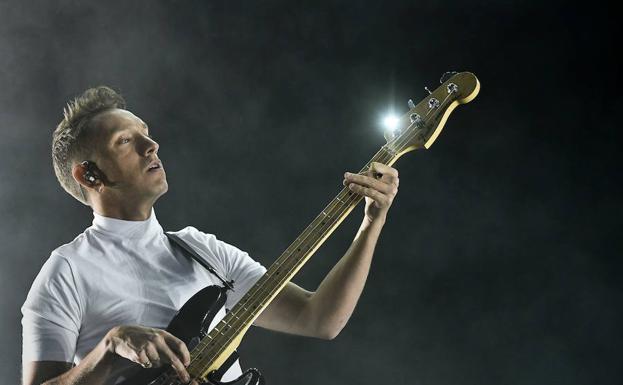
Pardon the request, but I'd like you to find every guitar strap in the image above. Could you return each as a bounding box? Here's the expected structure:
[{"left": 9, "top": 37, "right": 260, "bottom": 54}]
[
  {"left": 165, "top": 232, "right": 235, "bottom": 291},
  {"left": 166, "top": 232, "right": 265, "bottom": 384}
]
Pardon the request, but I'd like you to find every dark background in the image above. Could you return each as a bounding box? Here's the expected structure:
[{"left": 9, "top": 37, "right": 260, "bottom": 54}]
[{"left": 1, "top": 1, "right": 620, "bottom": 384}]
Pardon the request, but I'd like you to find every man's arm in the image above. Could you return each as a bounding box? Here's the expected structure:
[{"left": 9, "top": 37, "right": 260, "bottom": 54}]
[
  {"left": 23, "top": 326, "right": 195, "bottom": 385},
  {"left": 23, "top": 338, "right": 116, "bottom": 385},
  {"left": 23, "top": 362, "right": 73, "bottom": 385},
  {"left": 255, "top": 162, "right": 398, "bottom": 339}
]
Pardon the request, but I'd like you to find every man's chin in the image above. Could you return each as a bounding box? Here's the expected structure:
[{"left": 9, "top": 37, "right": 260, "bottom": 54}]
[{"left": 153, "top": 182, "right": 169, "bottom": 201}]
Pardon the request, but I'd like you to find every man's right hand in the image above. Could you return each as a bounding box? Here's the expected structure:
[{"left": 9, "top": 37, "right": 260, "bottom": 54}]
[{"left": 106, "top": 325, "right": 194, "bottom": 384}]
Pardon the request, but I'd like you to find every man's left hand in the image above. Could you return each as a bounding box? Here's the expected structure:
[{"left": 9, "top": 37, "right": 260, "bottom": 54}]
[{"left": 343, "top": 162, "right": 399, "bottom": 224}]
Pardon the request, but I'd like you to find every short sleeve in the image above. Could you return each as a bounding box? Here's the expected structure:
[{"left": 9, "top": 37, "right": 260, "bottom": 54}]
[
  {"left": 176, "top": 227, "right": 266, "bottom": 310},
  {"left": 210, "top": 237, "right": 267, "bottom": 309},
  {"left": 21, "top": 254, "right": 83, "bottom": 364}
]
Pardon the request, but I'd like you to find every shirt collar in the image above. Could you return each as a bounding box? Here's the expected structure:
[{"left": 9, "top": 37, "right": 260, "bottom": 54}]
[{"left": 91, "top": 208, "right": 163, "bottom": 239}]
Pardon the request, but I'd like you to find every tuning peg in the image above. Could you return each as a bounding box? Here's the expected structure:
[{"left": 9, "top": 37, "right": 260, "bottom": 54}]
[
  {"left": 440, "top": 71, "right": 458, "bottom": 84},
  {"left": 424, "top": 87, "right": 432, "bottom": 95},
  {"left": 408, "top": 99, "right": 415, "bottom": 109}
]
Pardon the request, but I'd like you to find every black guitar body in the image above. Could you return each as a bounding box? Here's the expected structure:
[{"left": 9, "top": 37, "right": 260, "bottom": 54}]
[{"left": 116, "top": 285, "right": 263, "bottom": 385}]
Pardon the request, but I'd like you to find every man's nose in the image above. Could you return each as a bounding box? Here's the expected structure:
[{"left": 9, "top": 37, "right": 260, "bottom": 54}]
[{"left": 143, "top": 136, "right": 159, "bottom": 155}]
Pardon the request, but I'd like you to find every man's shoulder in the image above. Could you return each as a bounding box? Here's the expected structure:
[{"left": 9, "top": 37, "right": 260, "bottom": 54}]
[
  {"left": 30, "top": 232, "right": 90, "bottom": 284},
  {"left": 38, "top": 229, "right": 103, "bottom": 280},
  {"left": 168, "top": 225, "right": 211, "bottom": 236},
  {"left": 51, "top": 231, "right": 90, "bottom": 263},
  {"left": 167, "top": 225, "right": 218, "bottom": 249},
  {"left": 167, "top": 226, "right": 248, "bottom": 262},
  {"left": 23, "top": 237, "right": 86, "bottom": 310}
]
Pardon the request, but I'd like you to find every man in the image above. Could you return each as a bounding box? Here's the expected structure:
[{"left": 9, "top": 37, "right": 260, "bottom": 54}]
[{"left": 22, "top": 86, "right": 399, "bottom": 385}]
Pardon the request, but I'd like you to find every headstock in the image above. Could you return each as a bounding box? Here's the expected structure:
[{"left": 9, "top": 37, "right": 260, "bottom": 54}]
[{"left": 383, "top": 71, "right": 480, "bottom": 157}]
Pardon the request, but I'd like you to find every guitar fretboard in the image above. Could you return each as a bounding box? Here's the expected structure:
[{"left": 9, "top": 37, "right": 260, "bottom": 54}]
[{"left": 187, "top": 144, "right": 400, "bottom": 379}]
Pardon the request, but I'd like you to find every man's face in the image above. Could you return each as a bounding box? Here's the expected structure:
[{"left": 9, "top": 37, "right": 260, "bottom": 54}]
[{"left": 89, "top": 108, "right": 168, "bottom": 204}]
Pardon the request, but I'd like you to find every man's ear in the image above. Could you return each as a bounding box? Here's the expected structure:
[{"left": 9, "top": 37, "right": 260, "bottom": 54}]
[{"left": 72, "top": 161, "right": 100, "bottom": 191}]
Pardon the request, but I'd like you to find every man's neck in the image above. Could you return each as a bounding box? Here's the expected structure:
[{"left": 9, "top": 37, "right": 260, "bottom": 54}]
[{"left": 92, "top": 200, "right": 154, "bottom": 221}]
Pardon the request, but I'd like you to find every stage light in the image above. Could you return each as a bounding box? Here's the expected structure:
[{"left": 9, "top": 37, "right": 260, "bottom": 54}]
[{"left": 382, "top": 114, "right": 400, "bottom": 130}]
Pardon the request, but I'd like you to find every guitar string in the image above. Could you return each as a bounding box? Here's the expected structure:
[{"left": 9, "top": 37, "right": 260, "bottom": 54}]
[
  {"left": 161, "top": 149, "right": 387, "bottom": 383},
  {"left": 178, "top": 90, "right": 456, "bottom": 381},
  {"left": 185, "top": 91, "right": 455, "bottom": 380},
  {"left": 184, "top": 150, "right": 391, "bottom": 373},
  {"left": 185, "top": 91, "right": 456, "bottom": 380},
  {"left": 212, "top": 91, "right": 455, "bottom": 329},
  {"left": 158, "top": 138, "right": 399, "bottom": 382},
  {"left": 205, "top": 89, "right": 455, "bottom": 334},
  {"left": 163, "top": 149, "right": 384, "bottom": 385}
]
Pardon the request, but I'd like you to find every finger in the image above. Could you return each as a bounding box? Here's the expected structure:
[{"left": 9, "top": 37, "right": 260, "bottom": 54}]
[
  {"left": 137, "top": 349, "right": 151, "bottom": 369},
  {"left": 378, "top": 171, "right": 399, "bottom": 192},
  {"left": 145, "top": 344, "right": 161, "bottom": 368},
  {"left": 368, "top": 169, "right": 399, "bottom": 187},
  {"left": 156, "top": 338, "right": 190, "bottom": 382},
  {"left": 361, "top": 168, "right": 383, "bottom": 179},
  {"left": 348, "top": 183, "right": 391, "bottom": 207},
  {"left": 162, "top": 331, "right": 191, "bottom": 367},
  {"left": 366, "top": 163, "right": 400, "bottom": 190},
  {"left": 383, "top": 174, "right": 399, "bottom": 187},
  {"left": 370, "top": 162, "right": 399, "bottom": 178},
  {"left": 371, "top": 167, "right": 399, "bottom": 187},
  {"left": 344, "top": 172, "right": 394, "bottom": 194}
]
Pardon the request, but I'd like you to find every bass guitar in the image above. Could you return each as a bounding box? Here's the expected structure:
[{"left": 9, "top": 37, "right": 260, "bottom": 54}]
[{"left": 120, "top": 71, "right": 480, "bottom": 385}]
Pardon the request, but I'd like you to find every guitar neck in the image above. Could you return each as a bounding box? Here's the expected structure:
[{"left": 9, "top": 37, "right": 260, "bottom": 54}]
[
  {"left": 229, "top": 145, "right": 401, "bottom": 324},
  {"left": 187, "top": 144, "right": 401, "bottom": 379},
  {"left": 184, "top": 70, "right": 480, "bottom": 381}
]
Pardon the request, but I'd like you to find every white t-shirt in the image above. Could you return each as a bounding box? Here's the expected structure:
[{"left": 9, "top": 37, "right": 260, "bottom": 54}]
[{"left": 21, "top": 208, "right": 266, "bottom": 383}]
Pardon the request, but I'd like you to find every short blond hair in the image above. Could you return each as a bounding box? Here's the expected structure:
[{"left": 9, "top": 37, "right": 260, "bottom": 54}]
[{"left": 52, "top": 86, "right": 126, "bottom": 205}]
